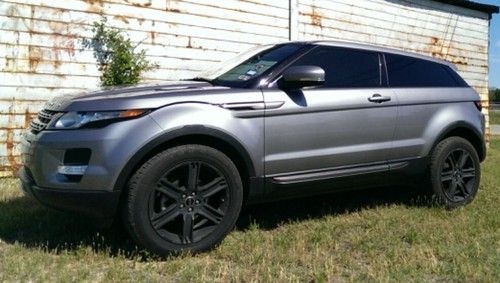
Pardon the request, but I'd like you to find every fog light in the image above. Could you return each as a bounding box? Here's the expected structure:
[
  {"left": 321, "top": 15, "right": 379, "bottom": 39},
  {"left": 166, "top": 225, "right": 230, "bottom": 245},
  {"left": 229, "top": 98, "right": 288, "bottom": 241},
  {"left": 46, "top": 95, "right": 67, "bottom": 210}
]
[{"left": 57, "top": 165, "right": 88, "bottom": 175}]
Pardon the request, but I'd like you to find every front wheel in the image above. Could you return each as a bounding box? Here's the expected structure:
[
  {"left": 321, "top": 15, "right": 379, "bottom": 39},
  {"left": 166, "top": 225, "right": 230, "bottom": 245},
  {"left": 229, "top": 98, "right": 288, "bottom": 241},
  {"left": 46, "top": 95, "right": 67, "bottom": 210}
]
[
  {"left": 124, "top": 145, "right": 243, "bottom": 255},
  {"left": 429, "top": 137, "right": 481, "bottom": 209}
]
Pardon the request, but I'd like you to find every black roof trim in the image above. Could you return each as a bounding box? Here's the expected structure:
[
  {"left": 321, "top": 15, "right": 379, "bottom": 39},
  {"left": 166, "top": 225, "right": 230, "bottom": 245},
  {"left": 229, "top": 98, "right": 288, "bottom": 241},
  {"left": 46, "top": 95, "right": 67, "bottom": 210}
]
[{"left": 433, "top": 0, "right": 499, "bottom": 15}]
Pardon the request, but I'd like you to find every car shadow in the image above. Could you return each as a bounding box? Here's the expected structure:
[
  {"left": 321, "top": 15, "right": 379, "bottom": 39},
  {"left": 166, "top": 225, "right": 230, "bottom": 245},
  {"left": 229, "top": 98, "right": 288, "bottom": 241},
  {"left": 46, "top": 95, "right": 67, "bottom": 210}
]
[
  {"left": 236, "top": 185, "right": 432, "bottom": 230},
  {"left": 0, "top": 195, "right": 140, "bottom": 258},
  {"left": 0, "top": 184, "right": 431, "bottom": 259}
]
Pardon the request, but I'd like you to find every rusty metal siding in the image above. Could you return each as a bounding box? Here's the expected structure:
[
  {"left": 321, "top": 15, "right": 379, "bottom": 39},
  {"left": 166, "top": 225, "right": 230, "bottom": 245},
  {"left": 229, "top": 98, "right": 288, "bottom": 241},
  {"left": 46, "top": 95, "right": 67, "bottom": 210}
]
[{"left": 0, "top": 0, "right": 494, "bottom": 177}]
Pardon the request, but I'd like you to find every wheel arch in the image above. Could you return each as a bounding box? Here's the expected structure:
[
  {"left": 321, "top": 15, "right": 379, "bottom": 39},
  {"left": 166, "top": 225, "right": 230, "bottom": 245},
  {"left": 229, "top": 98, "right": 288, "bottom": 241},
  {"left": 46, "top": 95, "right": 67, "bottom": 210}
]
[
  {"left": 113, "top": 126, "right": 257, "bottom": 194},
  {"left": 431, "top": 121, "right": 486, "bottom": 162}
]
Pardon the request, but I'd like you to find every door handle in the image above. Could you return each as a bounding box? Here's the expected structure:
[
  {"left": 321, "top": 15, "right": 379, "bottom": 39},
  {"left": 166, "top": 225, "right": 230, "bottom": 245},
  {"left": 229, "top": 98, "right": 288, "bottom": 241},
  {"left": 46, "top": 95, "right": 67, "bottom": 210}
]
[{"left": 368, "top": 94, "right": 391, "bottom": 103}]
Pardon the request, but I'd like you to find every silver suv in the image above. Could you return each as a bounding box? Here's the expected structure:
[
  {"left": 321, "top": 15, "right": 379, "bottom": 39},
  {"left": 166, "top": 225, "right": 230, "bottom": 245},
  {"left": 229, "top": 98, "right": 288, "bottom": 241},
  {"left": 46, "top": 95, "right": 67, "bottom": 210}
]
[{"left": 20, "top": 41, "right": 486, "bottom": 255}]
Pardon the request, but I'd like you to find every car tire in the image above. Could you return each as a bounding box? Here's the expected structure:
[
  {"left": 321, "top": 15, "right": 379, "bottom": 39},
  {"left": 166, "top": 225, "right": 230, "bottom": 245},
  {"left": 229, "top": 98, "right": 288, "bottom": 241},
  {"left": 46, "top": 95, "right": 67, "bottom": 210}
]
[
  {"left": 429, "top": 137, "right": 481, "bottom": 209},
  {"left": 123, "top": 144, "right": 243, "bottom": 256}
]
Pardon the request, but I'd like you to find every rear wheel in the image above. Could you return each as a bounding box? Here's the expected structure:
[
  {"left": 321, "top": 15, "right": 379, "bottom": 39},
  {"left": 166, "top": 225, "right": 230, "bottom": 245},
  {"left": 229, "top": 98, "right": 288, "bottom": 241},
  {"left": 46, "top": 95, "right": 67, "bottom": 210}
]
[
  {"left": 429, "top": 137, "right": 481, "bottom": 209},
  {"left": 124, "top": 145, "right": 243, "bottom": 255}
]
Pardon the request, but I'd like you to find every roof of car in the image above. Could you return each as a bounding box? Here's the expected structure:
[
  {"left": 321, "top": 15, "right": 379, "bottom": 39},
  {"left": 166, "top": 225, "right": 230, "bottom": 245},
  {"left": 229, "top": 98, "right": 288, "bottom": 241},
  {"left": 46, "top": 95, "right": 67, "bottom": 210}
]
[{"left": 290, "top": 40, "right": 458, "bottom": 70}]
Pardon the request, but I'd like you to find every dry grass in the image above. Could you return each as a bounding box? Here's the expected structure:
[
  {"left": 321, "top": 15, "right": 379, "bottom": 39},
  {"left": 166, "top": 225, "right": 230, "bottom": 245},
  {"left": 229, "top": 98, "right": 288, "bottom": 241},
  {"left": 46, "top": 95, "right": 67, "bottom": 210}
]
[{"left": 0, "top": 139, "right": 499, "bottom": 281}]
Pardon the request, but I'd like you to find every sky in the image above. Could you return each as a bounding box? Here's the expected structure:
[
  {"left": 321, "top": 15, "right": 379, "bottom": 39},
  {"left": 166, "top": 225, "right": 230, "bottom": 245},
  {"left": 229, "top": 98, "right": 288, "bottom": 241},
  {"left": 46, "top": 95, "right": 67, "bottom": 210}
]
[{"left": 476, "top": 0, "right": 500, "bottom": 88}]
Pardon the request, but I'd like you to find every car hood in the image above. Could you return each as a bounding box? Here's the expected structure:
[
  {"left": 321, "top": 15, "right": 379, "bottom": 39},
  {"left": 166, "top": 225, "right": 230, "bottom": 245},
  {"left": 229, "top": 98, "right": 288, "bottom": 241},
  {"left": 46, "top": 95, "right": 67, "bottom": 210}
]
[{"left": 43, "top": 81, "right": 264, "bottom": 112}]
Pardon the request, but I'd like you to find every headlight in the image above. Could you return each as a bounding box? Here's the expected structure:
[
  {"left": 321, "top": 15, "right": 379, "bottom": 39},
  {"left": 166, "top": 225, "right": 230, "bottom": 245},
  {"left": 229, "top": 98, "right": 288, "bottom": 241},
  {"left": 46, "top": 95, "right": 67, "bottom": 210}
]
[{"left": 47, "top": 109, "right": 149, "bottom": 129}]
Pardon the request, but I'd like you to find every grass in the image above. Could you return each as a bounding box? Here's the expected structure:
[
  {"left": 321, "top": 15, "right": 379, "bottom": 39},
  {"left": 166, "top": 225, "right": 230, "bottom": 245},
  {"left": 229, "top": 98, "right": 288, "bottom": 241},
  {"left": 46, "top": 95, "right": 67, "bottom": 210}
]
[
  {"left": 0, "top": 140, "right": 499, "bottom": 281},
  {"left": 490, "top": 110, "right": 500, "bottom": 125}
]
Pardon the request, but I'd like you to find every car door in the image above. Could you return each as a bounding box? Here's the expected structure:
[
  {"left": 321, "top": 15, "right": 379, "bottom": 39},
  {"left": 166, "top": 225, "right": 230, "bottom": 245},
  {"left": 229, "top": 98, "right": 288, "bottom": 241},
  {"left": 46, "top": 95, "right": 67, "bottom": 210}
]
[{"left": 262, "top": 46, "right": 398, "bottom": 180}]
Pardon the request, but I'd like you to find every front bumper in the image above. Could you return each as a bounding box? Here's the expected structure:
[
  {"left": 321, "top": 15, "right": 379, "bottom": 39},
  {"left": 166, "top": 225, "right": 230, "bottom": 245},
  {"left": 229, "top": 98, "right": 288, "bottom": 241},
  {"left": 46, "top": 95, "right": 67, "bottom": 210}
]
[
  {"left": 21, "top": 114, "right": 163, "bottom": 191},
  {"left": 18, "top": 114, "right": 163, "bottom": 218},
  {"left": 19, "top": 166, "right": 120, "bottom": 218}
]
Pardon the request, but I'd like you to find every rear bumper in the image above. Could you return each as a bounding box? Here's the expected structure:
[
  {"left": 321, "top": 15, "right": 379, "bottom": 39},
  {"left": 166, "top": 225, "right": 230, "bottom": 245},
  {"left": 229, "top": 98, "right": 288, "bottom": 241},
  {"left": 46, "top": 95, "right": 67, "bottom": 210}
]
[{"left": 19, "top": 166, "right": 120, "bottom": 219}]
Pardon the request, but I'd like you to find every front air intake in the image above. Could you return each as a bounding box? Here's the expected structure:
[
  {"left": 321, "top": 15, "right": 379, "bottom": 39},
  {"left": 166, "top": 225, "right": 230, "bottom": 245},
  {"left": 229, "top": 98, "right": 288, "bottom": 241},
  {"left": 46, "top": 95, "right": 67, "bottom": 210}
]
[{"left": 30, "top": 109, "right": 60, "bottom": 134}]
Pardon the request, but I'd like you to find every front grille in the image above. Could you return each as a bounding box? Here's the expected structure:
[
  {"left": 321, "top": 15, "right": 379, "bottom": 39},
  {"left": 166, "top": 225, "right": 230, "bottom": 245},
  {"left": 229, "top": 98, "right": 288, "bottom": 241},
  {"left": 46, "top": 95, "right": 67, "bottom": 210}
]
[{"left": 30, "top": 109, "right": 59, "bottom": 134}]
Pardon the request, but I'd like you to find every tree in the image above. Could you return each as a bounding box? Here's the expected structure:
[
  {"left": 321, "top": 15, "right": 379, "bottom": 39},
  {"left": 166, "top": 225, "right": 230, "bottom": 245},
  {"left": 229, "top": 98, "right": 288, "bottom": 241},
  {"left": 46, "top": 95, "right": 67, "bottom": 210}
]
[{"left": 490, "top": 88, "right": 500, "bottom": 102}]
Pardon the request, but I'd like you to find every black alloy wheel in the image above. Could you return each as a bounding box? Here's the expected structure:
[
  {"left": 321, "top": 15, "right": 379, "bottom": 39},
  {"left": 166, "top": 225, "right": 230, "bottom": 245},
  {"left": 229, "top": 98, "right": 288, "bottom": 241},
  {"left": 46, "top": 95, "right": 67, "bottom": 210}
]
[
  {"left": 429, "top": 137, "right": 481, "bottom": 208},
  {"left": 149, "top": 161, "right": 229, "bottom": 244},
  {"left": 439, "top": 149, "right": 476, "bottom": 202},
  {"left": 124, "top": 145, "right": 243, "bottom": 256}
]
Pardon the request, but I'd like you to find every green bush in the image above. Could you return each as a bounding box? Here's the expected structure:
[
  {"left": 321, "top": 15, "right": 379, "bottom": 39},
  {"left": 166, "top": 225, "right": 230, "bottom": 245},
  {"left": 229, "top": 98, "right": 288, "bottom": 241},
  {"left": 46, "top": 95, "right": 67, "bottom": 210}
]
[{"left": 82, "top": 19, "right": 157, "bottom": 86}]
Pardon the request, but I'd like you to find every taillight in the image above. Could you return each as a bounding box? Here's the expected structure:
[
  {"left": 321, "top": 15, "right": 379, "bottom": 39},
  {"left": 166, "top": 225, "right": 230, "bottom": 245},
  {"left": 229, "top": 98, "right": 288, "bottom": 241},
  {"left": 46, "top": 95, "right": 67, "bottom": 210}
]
[{"left": 474, "top": 101, "right": 483, "bottom": 112}]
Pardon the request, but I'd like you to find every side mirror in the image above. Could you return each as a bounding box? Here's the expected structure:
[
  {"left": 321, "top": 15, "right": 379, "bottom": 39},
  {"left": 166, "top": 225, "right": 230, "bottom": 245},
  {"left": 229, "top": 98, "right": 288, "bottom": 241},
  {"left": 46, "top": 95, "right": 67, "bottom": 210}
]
[{"left": 279, "top": 65, "right": 325, "bottom": 89}]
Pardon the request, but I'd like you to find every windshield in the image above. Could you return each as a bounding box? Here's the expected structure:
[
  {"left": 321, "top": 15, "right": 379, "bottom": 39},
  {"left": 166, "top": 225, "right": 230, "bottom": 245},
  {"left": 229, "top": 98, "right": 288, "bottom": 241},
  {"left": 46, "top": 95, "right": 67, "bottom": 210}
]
[{"left": 195, "top": 43, "right": 306, "bottom": 87}]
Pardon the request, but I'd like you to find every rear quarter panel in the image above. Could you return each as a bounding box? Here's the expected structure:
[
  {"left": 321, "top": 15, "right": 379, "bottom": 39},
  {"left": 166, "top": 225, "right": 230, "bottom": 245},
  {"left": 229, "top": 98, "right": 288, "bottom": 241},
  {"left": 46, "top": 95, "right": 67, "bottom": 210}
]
[{"left": 391, "top": 87, "right": 483, "bottom": 160}]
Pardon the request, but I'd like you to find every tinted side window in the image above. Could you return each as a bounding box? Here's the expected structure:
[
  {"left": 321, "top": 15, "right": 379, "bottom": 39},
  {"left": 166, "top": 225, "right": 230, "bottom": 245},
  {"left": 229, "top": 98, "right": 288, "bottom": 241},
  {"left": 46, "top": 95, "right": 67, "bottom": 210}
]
[
  {"left": 385, "top": 53, "right": 467, "bottom": 87},
  {"left": 288, "top": 46, "right": 381, "bottom": 88}
]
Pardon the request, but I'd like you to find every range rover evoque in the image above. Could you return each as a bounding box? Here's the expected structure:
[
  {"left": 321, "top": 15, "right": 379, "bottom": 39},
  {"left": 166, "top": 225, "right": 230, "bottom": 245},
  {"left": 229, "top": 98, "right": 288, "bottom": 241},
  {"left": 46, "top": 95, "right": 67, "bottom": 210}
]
[{"left": 20, "top": 41, "right": 486, "bottom": 255}]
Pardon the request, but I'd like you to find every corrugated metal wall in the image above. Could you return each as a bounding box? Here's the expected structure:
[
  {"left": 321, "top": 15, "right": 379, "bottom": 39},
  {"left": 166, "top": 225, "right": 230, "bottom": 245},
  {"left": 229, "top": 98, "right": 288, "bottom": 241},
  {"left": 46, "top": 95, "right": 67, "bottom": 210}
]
[{"left": 0, "top": 0, "right": 493, "bottom": 177}]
